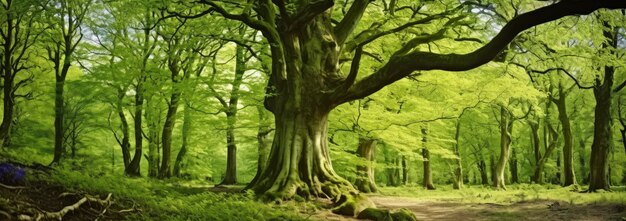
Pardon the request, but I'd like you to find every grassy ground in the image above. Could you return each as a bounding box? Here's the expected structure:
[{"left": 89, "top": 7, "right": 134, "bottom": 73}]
[
  {"left": 377, "top": 184, "right": 626, "bottom": 205},
  {"left": 3, "top": 156, "right": 626, "bottom": 221}
]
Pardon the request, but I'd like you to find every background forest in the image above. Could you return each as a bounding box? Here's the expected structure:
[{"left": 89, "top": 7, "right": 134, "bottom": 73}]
[{"left": 1, "top": 0, "right": 626, "bottom": 220}]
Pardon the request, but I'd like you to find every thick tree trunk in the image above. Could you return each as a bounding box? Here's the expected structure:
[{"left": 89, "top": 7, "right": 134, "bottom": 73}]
[
  {"left": 354, "top": 137, "right": 377, "bottom": 193},
  {"left": 247, "top": 109, "right": 355, "bottom": 200},
  {"left": 588, "top": 80, "right": 612, "bottom": 191},
  {"left": 494, "top": 106, "right": 512, "bottom": 190},
  {"left": 126, "top": 82, "right": 143, "bottom": 176},
  {"left": 174, "top": 104, "right": 191, "bottom": 177},
  {"left": 246, "top": 11, "right": 375, "bottom": 217},
  {"left": 158, "top": 92, "right": 180, "bottom": 179},
  {"left": 453, "top": 120, "right": 463, "bottom": 189},
  {"left": 587, "top": 23, "right": 615, "bottom": 192},
  {"left": 52, "top": 80, "right": 65, "bottom": 164}
]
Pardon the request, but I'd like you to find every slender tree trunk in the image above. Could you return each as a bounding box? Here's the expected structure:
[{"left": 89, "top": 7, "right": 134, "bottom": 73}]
[
  {"left": 453, "top": 120, "right": 463, "bottom": 189},
  {"left": 389, "top": 157, "right": 402, "bottom": 186},
  {"left": 158, "top": 92, "right": 180, "bottom": 179},
  {"left": 478, "top": 158, "right": 489, "bottom": 185},
  {"left": 421, "top": 127, "right": 435, "bottom": 190},
  {"left": 354, "top": 137, "right": 377, "bottom": 193},
  {"left": 146, "top": 96, "right": 160, "bottom": 178},
  {"left": 494, "top": 106, "right": 513, "bottom": 190},
  {"left": 579, "top": 138, "right": 588, "bottom": 184},
  {"left": 126, "top": 82, "right": 143, "bottom": 176},
  {"left": 588, "top": 22, "right": 616, "bottom": 192},
  {"left": 218, "top": 39, "right": 246, "bottom": 185},
  {"left": 220, "top": 116, "right": 238, "bottom": 185},
  {"left": 52, "top": 79, "right": 66, "bottom": 164},
  {"left": 490, "top": 154, "right": 496, "bottom": 185},
  {"left": 510, "top": 147, "right": 518, "bottom": 184},
  {"left": 534, "top": 122, "right": 559, "bottom": 185},
  {"left": 249, "top": 106, "right": 272, "bottom": 186},
  {"left": 553, "top": 84, "right": 576, "bottom": 186},
  {"left": 401, "top": 155, "right": 408, "bottom": 185},
  {"left": 173, "top": 103, "right": 191, "bottom": 177},
  {"left": 0, "top": 73, "right": 14, "bottom": 148},
  {"left": 422, "top": 148, "right": 435, "bottom": 190},
  {"left": 0, "top": 9, "right": 14, "bottom": 148},
  {"left": 529, "top": 121, "right": 541, "bottom": 183},
  {"left": 115, "top": 89, "right": 131, "bottom": 169},
  {"left": 386, "top": 153, "right": 399, "bottom": 186},
  {"left": 554, "top": 150, "right": 562, "bottom": 184}
]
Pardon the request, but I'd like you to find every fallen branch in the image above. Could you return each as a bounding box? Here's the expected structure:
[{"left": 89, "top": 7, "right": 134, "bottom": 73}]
[
  {"left": 0, "top": 183, "right": 26, "bottom": 190},
  {"left": 18, "top": 193, "right": 112, "bottom": 221}
]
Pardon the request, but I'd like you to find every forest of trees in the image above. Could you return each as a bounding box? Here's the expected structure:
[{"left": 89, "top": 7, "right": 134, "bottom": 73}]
[{"left": 2, "top": 0, "right": 626, "bottom": 219}]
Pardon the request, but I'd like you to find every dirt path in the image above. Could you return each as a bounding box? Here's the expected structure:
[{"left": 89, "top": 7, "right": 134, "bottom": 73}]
[
  {"left": 368, "top": 196, "right": 626, "bottom": 221},
  {"left": 316, "top": 196, "right": 626, "bottom": 221}
]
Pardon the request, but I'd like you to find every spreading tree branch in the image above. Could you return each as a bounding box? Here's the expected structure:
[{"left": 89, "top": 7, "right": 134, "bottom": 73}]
[
  {"left": 334, "top": 0, "right": 371, "bottom": 45},
  {"left": 336, "top": 0, "right": 626, "bottom": 103}
]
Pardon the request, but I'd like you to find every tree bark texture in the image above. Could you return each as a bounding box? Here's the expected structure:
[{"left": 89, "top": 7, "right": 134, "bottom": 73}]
[
  {"left": 494, "top": 106, "right": 512, "bottom": 190},
  {"left": 421, "top": 127, "right": 435, "bottom": 190},
  {"left": 218, "top": 41, "right": 246, "bottom": 185},
  {"left": 453, "top": 120, "right": 463, "bottom": 189},
  {"left": 174, "top": 103, "right": 192, "bottom": 177},
  {"left": 587, "top": 21, "right": 616, "bottom": 192},
  {"left": 354, "top": 137, "right": 377, "bottom": 193},
  {"left": 553, "top": 83, "right": 576, "bottom": 186}
]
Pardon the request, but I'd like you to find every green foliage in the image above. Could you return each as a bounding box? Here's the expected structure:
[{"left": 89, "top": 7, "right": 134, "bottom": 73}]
[{"left": 49, "top": 169, "right": 308, "bottom": 221}]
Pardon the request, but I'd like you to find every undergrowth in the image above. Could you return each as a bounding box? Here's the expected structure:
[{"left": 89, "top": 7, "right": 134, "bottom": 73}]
[{"left": 47, "top": 170, "right": 314, "bottom": 221}]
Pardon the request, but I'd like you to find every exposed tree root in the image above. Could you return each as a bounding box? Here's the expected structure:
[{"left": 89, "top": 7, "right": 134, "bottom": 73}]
[
  {"left": 357, "top": 208, "right": 418, "bottom": 221},
  {"left": 331, "top": 192, "right": 375, "bottom": 217},
  {"left": 18, "top": 193, "right": 112, "bottom": 221}
]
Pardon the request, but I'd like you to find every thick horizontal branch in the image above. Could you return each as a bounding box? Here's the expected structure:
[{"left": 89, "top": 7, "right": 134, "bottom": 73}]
[{"left": 337, "top": 0, "right": 625, "bottom": 103}]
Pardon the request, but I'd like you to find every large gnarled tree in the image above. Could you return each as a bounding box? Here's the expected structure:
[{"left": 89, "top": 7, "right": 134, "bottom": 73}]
[{"left": 174, "top": 0, "right": 626, "bottom": 214}]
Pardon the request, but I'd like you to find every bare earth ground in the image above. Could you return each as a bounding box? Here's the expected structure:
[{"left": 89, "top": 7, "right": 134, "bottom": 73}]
[{"left": 317, "top": 196, "right": 626, "bottom": 221}]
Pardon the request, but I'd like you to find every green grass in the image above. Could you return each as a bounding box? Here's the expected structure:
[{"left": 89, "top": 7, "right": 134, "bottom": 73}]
[
  {"left": 46, "top": 170, "right": 315, "bottom": 221},
  {"left": 376, "top": 183, "right": 626, "bottom": 205}
]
